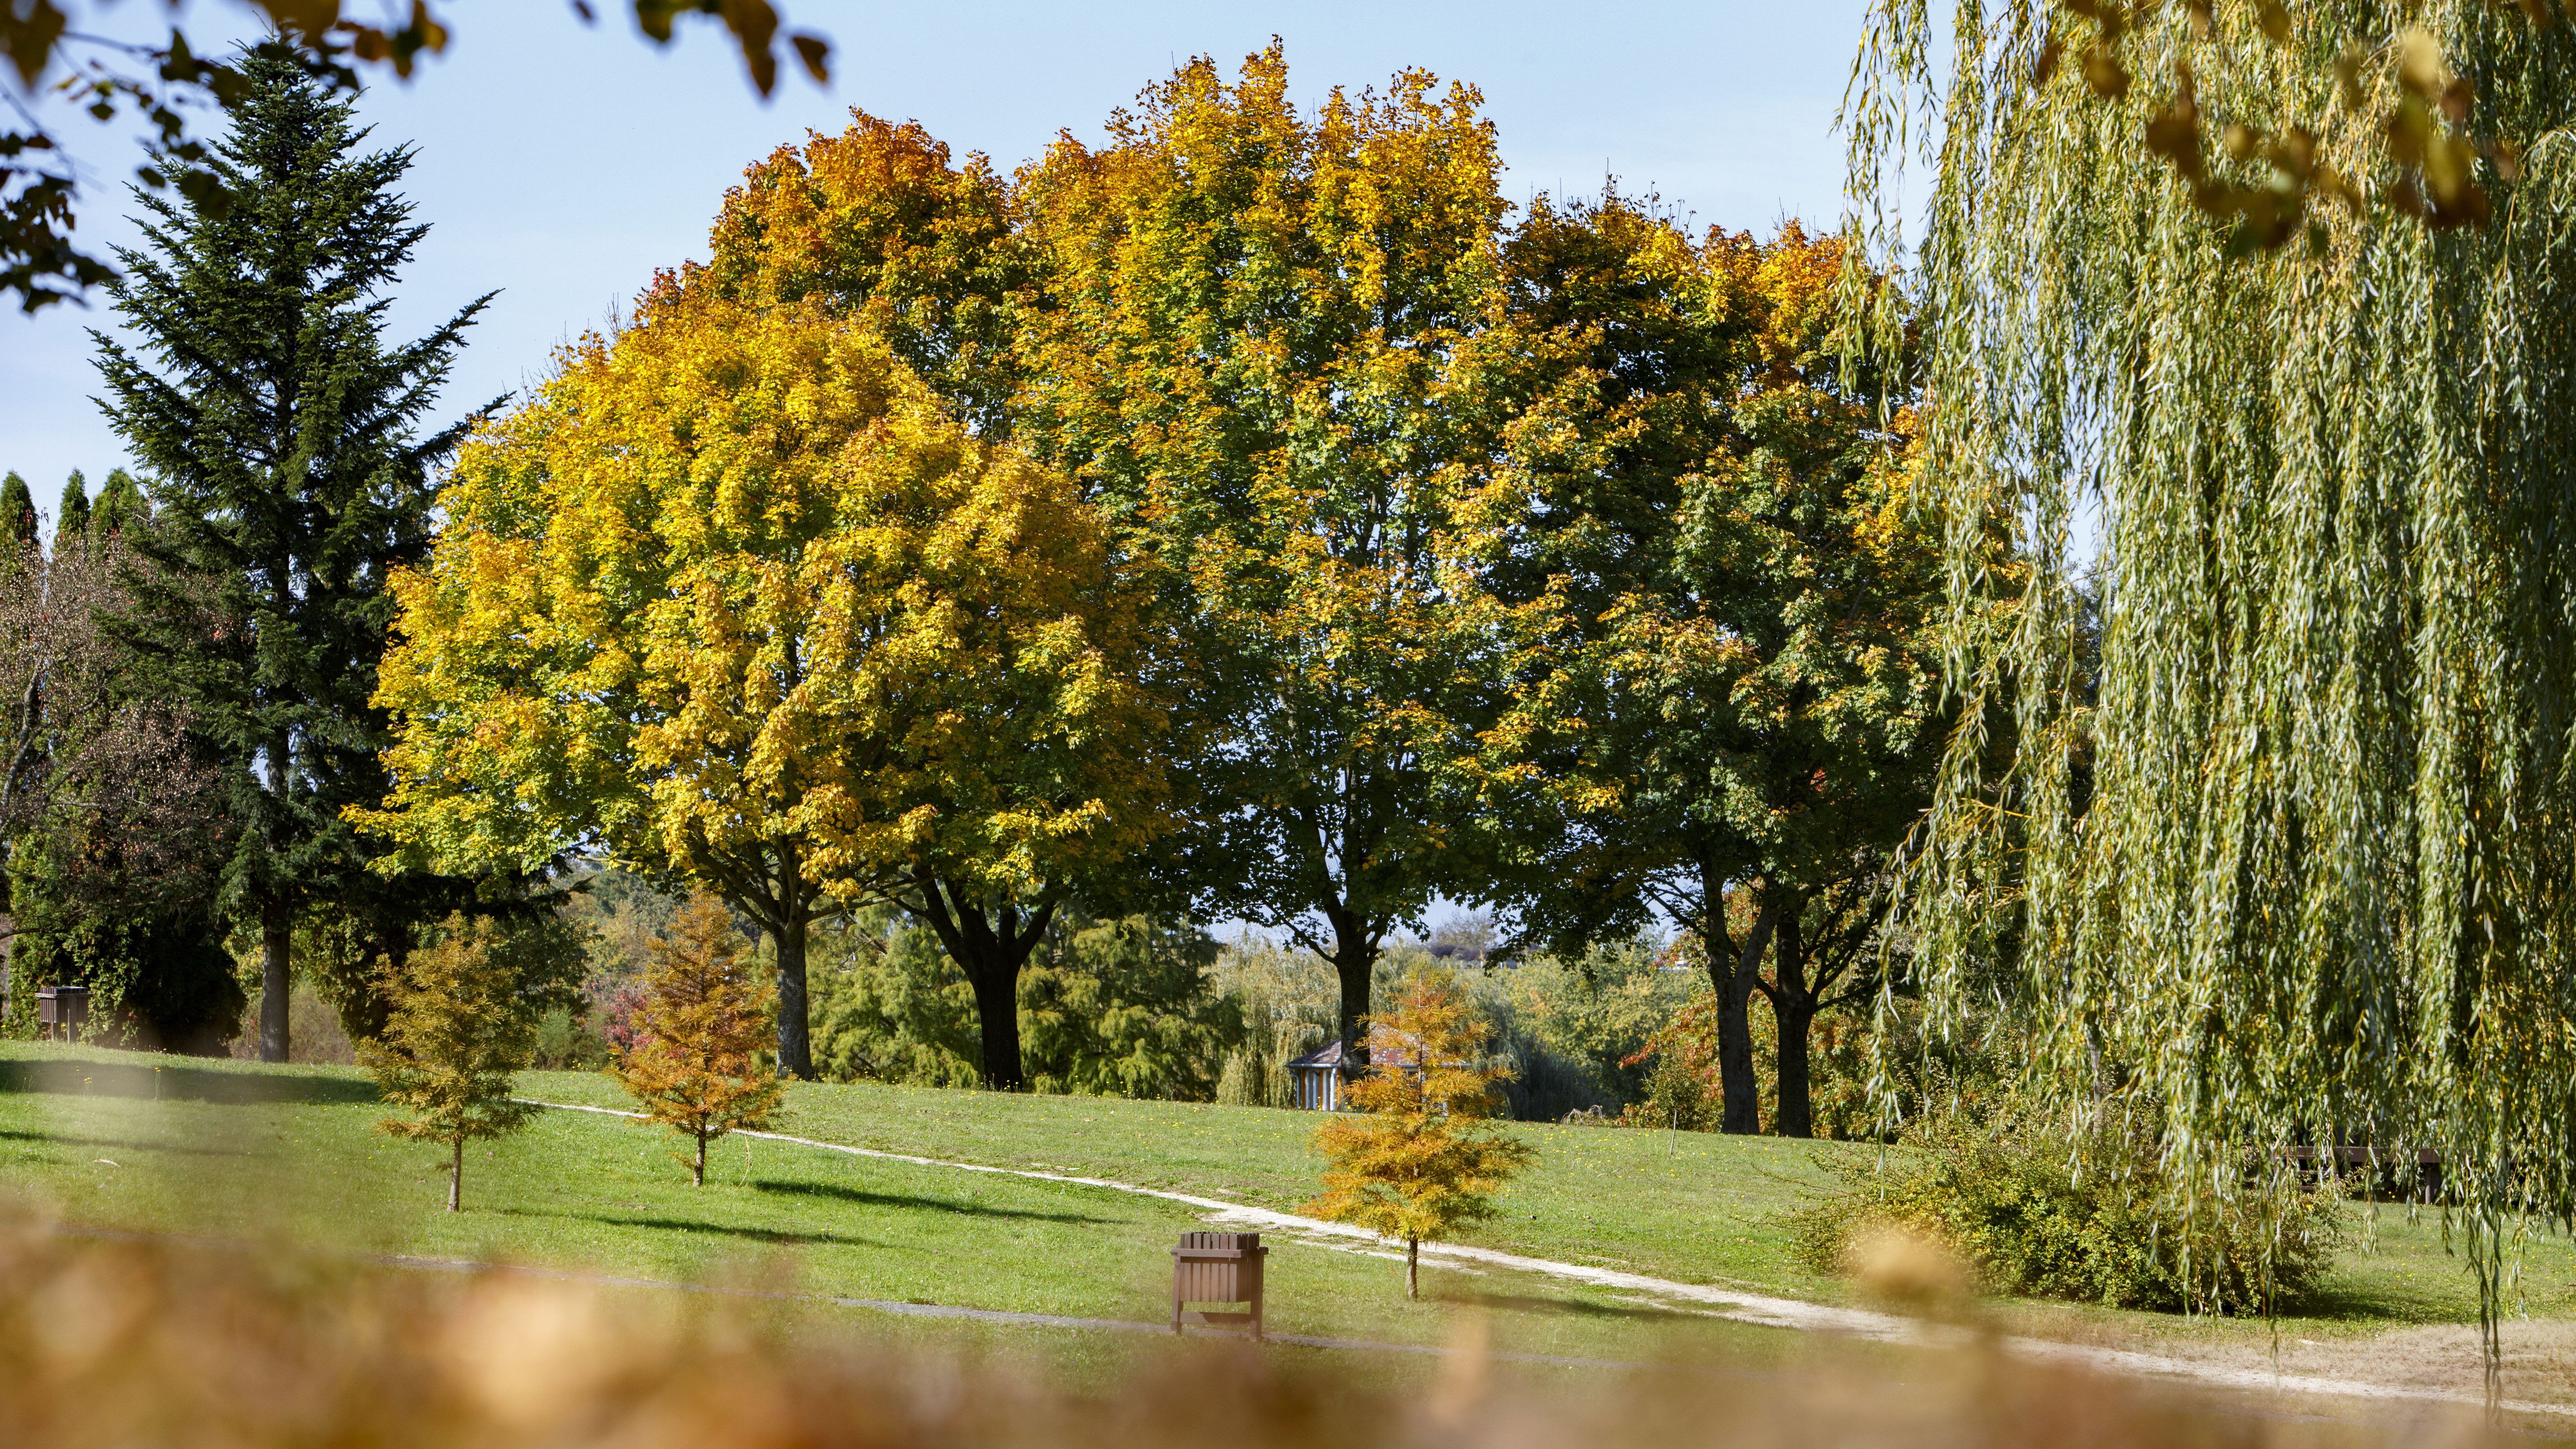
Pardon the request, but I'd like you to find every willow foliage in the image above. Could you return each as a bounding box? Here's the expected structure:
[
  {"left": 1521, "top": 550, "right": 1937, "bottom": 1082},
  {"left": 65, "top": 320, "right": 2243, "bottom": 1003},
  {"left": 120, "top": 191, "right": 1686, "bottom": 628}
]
[{"left": 1850, "top": 3, "right": 2576, "bottom": 1334}]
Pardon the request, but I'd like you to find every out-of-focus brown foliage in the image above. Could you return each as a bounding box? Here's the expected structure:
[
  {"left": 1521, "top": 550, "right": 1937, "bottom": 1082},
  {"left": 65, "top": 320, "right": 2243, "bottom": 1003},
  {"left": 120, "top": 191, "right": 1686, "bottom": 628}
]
[{"left": 0, "top": 1205, "right": 2527, "bottom": 1449}]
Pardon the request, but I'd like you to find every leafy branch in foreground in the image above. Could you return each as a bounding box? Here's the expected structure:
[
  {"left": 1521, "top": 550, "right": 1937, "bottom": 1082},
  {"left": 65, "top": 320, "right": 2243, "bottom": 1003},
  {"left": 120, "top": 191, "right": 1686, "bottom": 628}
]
[{"left": 0, "top": 0, "right": 832, "bottom": 311}]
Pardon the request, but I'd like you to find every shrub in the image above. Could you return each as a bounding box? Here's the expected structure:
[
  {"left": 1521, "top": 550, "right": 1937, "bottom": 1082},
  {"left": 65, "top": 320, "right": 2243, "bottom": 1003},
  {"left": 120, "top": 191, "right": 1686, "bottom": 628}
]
[{"left": 1786, "top": 1113, "right": 2350, "bottom": 1314}]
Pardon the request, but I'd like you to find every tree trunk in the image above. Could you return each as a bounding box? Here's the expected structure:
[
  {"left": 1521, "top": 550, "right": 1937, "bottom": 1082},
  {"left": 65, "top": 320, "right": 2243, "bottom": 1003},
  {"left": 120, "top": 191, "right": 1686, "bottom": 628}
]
[
  {"left": 694, "top": 1123, "right": 707, "bottom": 1187},
  {"left": 908, "top": 878, "right": 1053, "bottom": 1092},
  {"left": 968, "top": 961, "right": 1026, "bottom": 1091},
  {"left": 1406, "top": 1237, "right": 1420, "bottom": 1299},
  {"left": 261, "top": 733, "right": 291, "bottom": 1062},
  {"left": 1327, "top": 908, "right": 1377, "bottom": 1086},
  {"left": 1712, "top": 889, "right": 1779, "bottom": 1136},
  {"left": 771, "top": 914, "right": 813, "bottom": 1080},
  {"left": 1772, "top": 902, "right": 1814, "bottom": 1139},
  {"left": 260, "top": 900, "right": 292, "bottom": 1063},
  {"left": 447, "top": 1137, "right": 463, "bottom": 1212}
]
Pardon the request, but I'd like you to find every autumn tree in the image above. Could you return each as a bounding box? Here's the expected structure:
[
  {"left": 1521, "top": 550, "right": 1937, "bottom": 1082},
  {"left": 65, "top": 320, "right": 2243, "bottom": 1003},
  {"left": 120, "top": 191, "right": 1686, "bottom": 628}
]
[
  {"left": 359, "top": 913, "right": 573, "bottom": 1211},
  {"left": 363, "top": 296, "right": 1166, "bottom": 1087},
  {"left": 96, "top": 51, "right": 494, "bottom": 1062},
  {"left": 1307, "top": 970, "right": 1533, "bottom": 1298},
  {"left": 692, "top": 110, "right": 1031, "bottom": 435},
  {"left": 613, "top": 891, "right": 784, "bottom": 1186},
  {"left": 1473, "top": 199, "right": 1948, "bottom": 1137},
  {"left": 1016, "top": 45, "right": 1517, "bottom": 1074}
]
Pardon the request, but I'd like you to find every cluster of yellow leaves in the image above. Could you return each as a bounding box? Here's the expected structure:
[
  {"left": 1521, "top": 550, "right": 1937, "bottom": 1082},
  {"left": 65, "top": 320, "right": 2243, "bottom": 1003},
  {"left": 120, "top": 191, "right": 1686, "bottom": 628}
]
[
  {"left": 360, "top": 293, "right": 1166, "bottom": 921},
  {"left": 1305, "top": 972, "right": 1534, "bottom": 1281},
  {"left": 611, "top": 892, "right": 783, "bottom": 1186}
]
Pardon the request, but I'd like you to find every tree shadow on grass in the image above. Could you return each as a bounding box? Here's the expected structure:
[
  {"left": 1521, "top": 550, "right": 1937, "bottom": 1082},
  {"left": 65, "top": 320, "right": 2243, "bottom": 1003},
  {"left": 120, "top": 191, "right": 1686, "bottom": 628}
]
[
  {"left": 0, "top": 1126, "right": 249, "bottom": 1159},
  {"left": 1427, "top": 1286, "right": 1701, "bottom": 1323},
  {"left": 0, "top": 1058, "right": 378, "bottom": 1106},
  {"left": 750, "top": 1177, "right": 1111, "bottom": 1225},
  {"left": 496, "top": 1206, "right": 879, "bottom": 1249}
]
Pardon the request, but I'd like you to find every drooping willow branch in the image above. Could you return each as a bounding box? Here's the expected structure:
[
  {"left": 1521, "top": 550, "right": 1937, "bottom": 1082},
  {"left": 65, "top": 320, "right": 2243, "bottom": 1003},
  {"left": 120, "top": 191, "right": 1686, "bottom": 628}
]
[{"left": 1843, "top": 0, "right": 2576, "bottom": 1365}]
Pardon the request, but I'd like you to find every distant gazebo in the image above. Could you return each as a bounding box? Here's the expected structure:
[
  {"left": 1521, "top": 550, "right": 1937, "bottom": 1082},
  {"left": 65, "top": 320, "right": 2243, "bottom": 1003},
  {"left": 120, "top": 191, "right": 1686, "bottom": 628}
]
[
  {"left": 1285, "top": 1026, "right": 1444, "bottom": 1111},
  {"left": 1285, "top": 1041, "right": 1347, "bottom": 1111}
]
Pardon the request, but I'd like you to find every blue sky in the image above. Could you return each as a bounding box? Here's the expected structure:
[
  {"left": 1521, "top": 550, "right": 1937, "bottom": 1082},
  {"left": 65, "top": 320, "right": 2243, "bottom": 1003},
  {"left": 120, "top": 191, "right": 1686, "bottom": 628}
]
[{"left": 1, "top": 1, "right": 1873, "bottom": 514}]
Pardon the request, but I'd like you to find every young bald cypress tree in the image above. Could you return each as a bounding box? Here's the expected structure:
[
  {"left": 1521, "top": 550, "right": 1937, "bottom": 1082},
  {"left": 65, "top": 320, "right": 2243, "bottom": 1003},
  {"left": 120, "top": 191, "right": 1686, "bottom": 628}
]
[{"left": 93, "top": 51, "right": 494, "bottom": 1062}]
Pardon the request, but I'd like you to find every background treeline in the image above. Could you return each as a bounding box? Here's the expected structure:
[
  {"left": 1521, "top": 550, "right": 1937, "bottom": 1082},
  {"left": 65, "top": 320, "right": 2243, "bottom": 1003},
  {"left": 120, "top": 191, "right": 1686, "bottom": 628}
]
[{"left": 4, "top": 46, "right": 1961, "bottom": 1142}]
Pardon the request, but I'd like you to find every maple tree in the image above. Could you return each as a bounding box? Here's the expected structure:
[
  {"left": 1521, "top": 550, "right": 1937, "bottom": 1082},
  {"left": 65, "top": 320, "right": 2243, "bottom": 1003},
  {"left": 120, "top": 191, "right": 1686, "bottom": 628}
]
[
  {"left": 612, "top": 891, "right": 783, "bottom": 1186},
  {"left": 361, "top": 294, "right": 1166, "bottom": 1087},
  {"left": 1472, "top": 200, "right": 1948, "bottom": 1138},
  {"left": 358, "top": 912, "right": 570, "bottom": 1211},
  {"left": 1015, "top": 45, "right": 1518, "bottom": 1075},
  {"left": 1306, "top": 970, "right": 1533, "bottom": 1298}
]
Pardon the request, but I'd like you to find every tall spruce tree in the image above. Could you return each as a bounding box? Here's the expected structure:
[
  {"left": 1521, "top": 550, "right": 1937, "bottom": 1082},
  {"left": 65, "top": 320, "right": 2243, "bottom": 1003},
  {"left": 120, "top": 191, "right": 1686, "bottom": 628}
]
[{"left": 93, "top": 51, "right": 493, "bottom": 1062}]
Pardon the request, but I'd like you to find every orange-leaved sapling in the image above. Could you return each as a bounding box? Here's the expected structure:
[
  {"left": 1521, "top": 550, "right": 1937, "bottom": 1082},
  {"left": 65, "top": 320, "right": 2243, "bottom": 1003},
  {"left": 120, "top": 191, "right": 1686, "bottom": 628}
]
[
  {"left": 612, "top": 892, "right": 785, "bottom": 1186},
  {"left": 1305, "top": 970, "right": 1535, "bottom": 1298}
]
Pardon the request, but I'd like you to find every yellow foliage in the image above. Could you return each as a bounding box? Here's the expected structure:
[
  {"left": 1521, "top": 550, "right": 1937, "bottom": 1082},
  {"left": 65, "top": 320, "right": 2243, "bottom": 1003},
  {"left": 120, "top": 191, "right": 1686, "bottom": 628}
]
[
  {"left": 359, "top": 294, "right": 1167, "bottom": 938},
  {"left": 357, "top": 915, "right": 547, "bottom": 1212},
  {"left": 1305, "top": 971, "right": 1534, "bottom": 1297}
]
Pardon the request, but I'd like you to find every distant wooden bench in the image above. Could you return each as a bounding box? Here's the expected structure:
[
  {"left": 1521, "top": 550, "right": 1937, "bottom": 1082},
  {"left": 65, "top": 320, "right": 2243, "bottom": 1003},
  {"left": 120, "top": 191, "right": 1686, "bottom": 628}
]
[
  {"left": 1171, "top": 1232, "right": 1267, "bottom": 1340},
  {"left": 2278, "top": 1145, "right": 2444, "bottom": 1199}
]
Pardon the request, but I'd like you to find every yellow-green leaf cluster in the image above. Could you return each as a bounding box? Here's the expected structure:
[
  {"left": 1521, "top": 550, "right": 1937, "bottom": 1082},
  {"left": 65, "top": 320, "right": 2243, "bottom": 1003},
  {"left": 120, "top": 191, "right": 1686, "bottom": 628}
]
[
  {"left": 360, "top": 294, "right": 1167, "bottom": 919},
  {"left": 1305, "top": 971, "right": 1534, "bottom": 1290}
]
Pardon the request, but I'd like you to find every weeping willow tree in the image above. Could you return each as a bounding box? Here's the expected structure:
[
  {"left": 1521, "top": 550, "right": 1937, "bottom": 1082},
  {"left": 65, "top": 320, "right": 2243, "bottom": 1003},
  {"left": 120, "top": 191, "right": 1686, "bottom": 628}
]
[{"left": 1849, "top": 2, "right": 2576, "bottom": 1345}]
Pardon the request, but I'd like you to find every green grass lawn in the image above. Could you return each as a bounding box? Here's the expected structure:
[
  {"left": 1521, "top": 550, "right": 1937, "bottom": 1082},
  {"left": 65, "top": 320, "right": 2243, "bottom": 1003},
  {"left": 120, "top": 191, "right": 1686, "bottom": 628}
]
[{"left": 1, "top": 1039, "right": 2567, "bottom": 1379}]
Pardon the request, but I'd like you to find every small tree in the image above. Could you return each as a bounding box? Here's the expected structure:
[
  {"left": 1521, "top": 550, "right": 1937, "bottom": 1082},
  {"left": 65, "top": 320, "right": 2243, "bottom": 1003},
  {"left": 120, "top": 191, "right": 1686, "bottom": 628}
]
[
  {"left": 612, "top": 892, "right": 784, "bottom": 1186},
  {"left": 358, "top": 915, "right": 549, "bottom": 1211},
  {"left": 1306, "top": 972, "right": 1535, "bottom": 1298}
]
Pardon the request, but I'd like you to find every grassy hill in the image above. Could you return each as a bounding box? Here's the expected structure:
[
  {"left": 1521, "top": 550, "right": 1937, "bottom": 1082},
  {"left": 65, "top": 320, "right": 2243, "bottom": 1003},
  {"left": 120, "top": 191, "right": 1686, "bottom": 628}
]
[{"left": 1, "top": 1040, "right": 2568, "bottom": 1381}]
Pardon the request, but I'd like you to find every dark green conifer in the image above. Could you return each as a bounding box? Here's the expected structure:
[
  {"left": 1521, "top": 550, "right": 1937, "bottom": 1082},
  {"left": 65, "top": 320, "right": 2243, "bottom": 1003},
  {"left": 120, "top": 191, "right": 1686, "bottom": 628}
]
[
  {"left": 91, "top": 470, "right": 147, "bottom": 538},
  {"left": 56, "top": 472, "right": 89, "bottom": 541},
  {"left": 93, "top": 51, "right": 497, "bottom": 1062},
  {"left": 0, "top": 473, "right": 34, "bottom": 547}
]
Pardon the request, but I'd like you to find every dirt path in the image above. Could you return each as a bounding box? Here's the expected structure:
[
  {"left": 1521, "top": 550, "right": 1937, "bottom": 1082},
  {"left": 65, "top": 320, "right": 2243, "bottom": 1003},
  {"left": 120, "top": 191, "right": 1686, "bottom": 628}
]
[{"left": 524, "top": 1100, "right": 2574, "bottom": 1420}]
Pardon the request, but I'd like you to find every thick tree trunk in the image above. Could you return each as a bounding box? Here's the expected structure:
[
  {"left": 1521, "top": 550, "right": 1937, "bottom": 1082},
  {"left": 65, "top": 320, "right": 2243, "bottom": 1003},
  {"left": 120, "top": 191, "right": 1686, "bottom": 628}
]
[
  {"left": 447, "top": 1138, "right": 463, "bottom": 1212},
  {"left": 1406, "top": 1237, "right": 1420, "bottom": 1299},
  {"left": 968, "top": 962, "right": 1026, "bottom": 1091},
  {"left": 260, "top": 901, "right": 292, "bottom": 1063},
  {"left": 1712, "top": 889, "right": 1779, "bottom": 1136},
  {"left": 1772, "top": 904, "right": 1814, "bottom": 1139},
  {"left": 771, "top": 913, "right": 813, "bottom": 1079},
  {"left": 907, "top": 877, "right": 1055, "bottom": 1092},
  {"left": 1326, "top": 907, "right": 1377, "bottom": 1087},
  {"left": 694, "top": 1124, "right": 708, "bottom": 1187}
]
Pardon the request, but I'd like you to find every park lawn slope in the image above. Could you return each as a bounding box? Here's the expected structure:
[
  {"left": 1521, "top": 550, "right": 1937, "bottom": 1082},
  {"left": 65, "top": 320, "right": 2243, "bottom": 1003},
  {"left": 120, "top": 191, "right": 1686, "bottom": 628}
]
[
  {"left": 6, "top": 1042, "right": 2574, "bottom": 1370},
  {"left": 0, "top": 1044, "right": 1812, "bottom": 1372}
]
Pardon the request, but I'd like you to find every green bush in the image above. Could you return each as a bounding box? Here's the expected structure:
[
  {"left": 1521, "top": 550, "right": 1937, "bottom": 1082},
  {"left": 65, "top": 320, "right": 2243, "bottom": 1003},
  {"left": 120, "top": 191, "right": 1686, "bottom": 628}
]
[{"left": 1786, "top": 1114, "right": 2350, "bottom": 1314}]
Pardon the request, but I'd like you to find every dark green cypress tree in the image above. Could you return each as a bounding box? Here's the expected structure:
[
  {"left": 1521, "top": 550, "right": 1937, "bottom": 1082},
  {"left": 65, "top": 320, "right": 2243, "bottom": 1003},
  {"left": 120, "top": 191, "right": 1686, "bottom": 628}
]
[
  {"left": 93, "top": 51, "right": 497, "bottom": 1062},
  {"left": 91, "top": 470, "right": 147, "bottom": 539},
  {"left": 0, "top": 473, "right": 34, "bottom": 547},
  {"left": 56, "top": 472, "right": 89, "bottom": 541}
]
